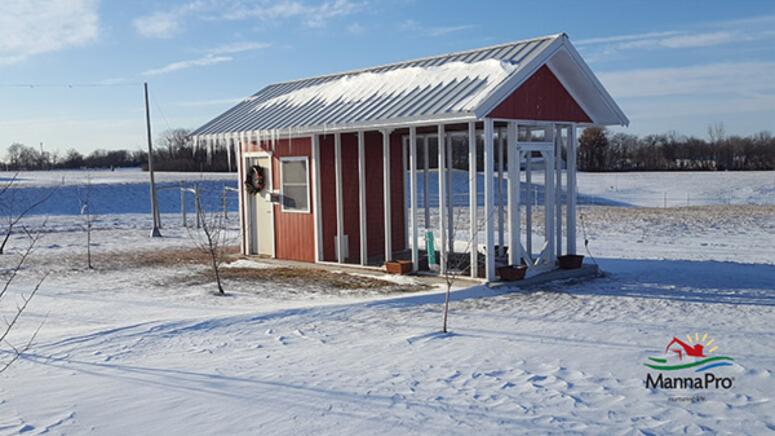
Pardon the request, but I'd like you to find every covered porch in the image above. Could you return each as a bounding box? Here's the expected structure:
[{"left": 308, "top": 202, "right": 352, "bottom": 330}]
[{"left": 313, "top": 119, "right": 579, "bottom": 282}]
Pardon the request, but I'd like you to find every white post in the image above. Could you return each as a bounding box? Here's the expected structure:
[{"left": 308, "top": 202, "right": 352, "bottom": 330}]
[
  {"left": 357, "top": 131, "right": 368, "bottom": 265},
  {"left": 237, "top": 133, "right": 247, "bottom": 255},
  {"left": 525, "top": 152, "right": 532, "bottom": 258},
  {"left": 468, "top": 121, "right": 478, "bottom": 278},
  {"left": 409, "top": 127, "right": 419, "bottom": 272},
  {"left": 497, "top": 128, "right": 505, "bottom": 256},
  {"left": 383, "top": 129, "right": 392, "bottom": 263},
  {"left": 334, "top": 133, "right": 345, "bottom": 263},
  {"left": 446, "top": 134, "right": 454, "bottom": 253},
  {"left": 484, "top": 118, "right": 495, "bottom": 281},
  {"left": 567, "top": 125, "right": 577, "bottom": 255},
  {"left": 423, "top": 136, "right": 430, "bottom": 229},
  {"left": 544, "top": 151, "right": 556, "bottom": 264},
  {"left": 402, "top": 137, "right": 409, "bottom": 251},
  {"left": 507, "top": 122, "right": 519, "bottom": 266},
  {"left": 555, "top": 125, "right": 563, "bottom": 257},
  {"left": 437, "top": 124, "right": 447, "bottom": 274},
  {"left": 312, "top": 134, "right": 323, "bottom": 262}
]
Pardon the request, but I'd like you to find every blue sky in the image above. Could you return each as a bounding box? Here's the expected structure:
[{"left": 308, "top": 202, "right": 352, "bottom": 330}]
[{"left": 2, "top": 0, "right": 775, "bottom": 154}]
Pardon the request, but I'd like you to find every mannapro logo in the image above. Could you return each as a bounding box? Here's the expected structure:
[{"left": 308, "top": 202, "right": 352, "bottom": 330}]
[{"left": 643, "top": 333, "right": 735, "bottom": 390}]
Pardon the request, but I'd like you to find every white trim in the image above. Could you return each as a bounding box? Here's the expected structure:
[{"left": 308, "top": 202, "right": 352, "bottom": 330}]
[
  {"left": 357, "top": 130, "right": 368, "bottom": 265},
  {"left": 567, "top": 124, "right": 577, "bottom": 255},
  {"left": 497, "top": 128, "right": 505, "bottom": 256},
  {"left": 468, "top": 121, "right": 478, "bottom": 278},
  {"left": 409, "top": 126, "right": 419, "bottom": 272},
  {"left": 238, "top": 132, "right": 247, "bottom": 255},
  {"left": 555, "top": 125, "right": 563, "bottom": 257},
  {"left": 383, "top": 129, "right": 392, "bottom": 263},
  {"left": 311, "top": 134, "right": 323, "bottom": 262},
  {"left": 422, "top": 135, "right": 430, "bottom": 229},
  {"left": 437, "top": 124, "right": 447, "bottom": 275},
  {"left": 278, "top": 156, "right": 311, "bottom": 214},
  {"left": 483, "top": 118, "right": 495, "bottom": 281},
  {"left": 334, "top": 133, "right": 345, "bottom": 263},
  {"left": 507, "top": 121, "right": 519, "bottom": 266}
]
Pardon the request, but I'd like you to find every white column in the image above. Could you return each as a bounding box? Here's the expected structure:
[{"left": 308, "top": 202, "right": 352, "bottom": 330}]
[
  {"left": 484, "top": 118, "right": 495, "bottom": 281},
  {"left": 497, "top": 129, "right": 505, "bottom": 256},
  {"left": 402, "top": 137, "right": 409, "bottom": 251},
  {"left": 555, "top": 125, "right": 563, "bottom": 257},
  {"left": 567, "top": 125, "right": 577, "bottom": 255},
  {"left": 334, "top": 133, "right": 345, "bottom": 263},
  {"left": 437, "top": 124, "right": 447, "bottom": 274},
  {"left": 423, "top": 136, "right": 430, "bottom": 229},
  {"left": 383, "top": 129, "right": 392, "bottom": 262},
  {"left": 544, "top": 150, "right": 556, "bottom": 264},
  {"left": 312, "top": 134, "right": 323, "bottom": 262},
  {"left": 446, "top": 133, "right": 454, "bottom": 253},
  {"left": 525, "top": 152, "right": 532, "bottom": 259},
  {"left": 409, "top": 127, "right": 419, "bottom": 271},
  {"left": 238, "top": 132, "right": 247, "bottom": 255},
  {"left": 357, "top": 131, "right": 368, "bottom": 265},
  {"left": 468, "top": 121, "right": 478, "bottom": 278},
  {"left": 507, "top": 122, "right": 519, "bottom": 266}
]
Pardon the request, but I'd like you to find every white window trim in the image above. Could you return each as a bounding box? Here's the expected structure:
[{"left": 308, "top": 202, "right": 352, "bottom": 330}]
[{"left": 279, "top": 156, "right": 311, "bottom": 214}]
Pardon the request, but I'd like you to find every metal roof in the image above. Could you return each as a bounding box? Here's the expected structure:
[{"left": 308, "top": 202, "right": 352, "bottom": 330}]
[{"left": 192, "top": 33, "right": 627, "bottom": 139}]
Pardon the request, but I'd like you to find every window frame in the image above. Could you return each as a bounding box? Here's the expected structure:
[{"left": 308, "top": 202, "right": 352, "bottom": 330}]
[{"left": 279, "top": 156, "right": 311, "bottom": 214}]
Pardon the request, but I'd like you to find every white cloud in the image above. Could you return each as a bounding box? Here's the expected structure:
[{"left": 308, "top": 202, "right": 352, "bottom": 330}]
[
  {"left": 142, "top": 54, "right": 232, "bottom": 76},
  {"left": 134, "top": 0, "right": 363, "bottom": 38},
  {"left": 347, "top": 22, "right": 365, "bottom": 34},
  {"left": 133, "top": 11, "right": 183, "bottom": 38},
  {"left": 598, "top": 62, "right": 775, "bottom": 99},
  {"left": 399, "top": 20, "right": 474, "bottom": 38},
  {"left": 206, "top": 41, "right": 271, "bottom": 55},
  {"left": 0, "top": 0, "right": 99, "bottom": 65},
  {"left": 598, "top": 62, "right": 775, "bottom": 123}
]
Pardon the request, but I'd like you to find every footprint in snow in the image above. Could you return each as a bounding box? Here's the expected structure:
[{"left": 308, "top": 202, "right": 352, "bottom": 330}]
[
  {"left": 265, "top": 329, "right": 273, "bottom": 335},
  {"left": 276, "top": 336, "right": 288, "bottom": 345}
]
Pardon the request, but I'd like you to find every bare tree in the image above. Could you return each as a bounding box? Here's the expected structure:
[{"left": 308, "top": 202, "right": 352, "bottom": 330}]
[
  {"left": 188, "top": 192, "right": 230, "bottom": 295},
  {"left": 0, "top": 174, "right": 55, "bottom": 254},
  {"left": 0, "top": 218, "right": 47, "bottom": 373},
  {"left": 77, "top": 175, "right": 96, "bottom": 269}
]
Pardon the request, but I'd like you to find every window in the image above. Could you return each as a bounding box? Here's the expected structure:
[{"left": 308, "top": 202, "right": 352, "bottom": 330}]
[{"left": 280, "top": 157, "right": 310, "bottom": 212}]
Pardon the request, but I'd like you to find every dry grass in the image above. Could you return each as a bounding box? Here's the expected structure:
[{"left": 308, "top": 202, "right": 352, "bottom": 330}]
[{"left": 97, "top": 246, "right": 427, "bottom": 292}]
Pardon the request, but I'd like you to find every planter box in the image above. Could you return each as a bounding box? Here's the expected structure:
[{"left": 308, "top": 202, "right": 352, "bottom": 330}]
[
  {"left": 385, "top": 260, "right": 413, "bottom": 275},
  {"left": 558, "top": 254, "right": 584, "bottom": 270},
  {"left": 497, "top": 265, "right": 528, "bottom": 281}
]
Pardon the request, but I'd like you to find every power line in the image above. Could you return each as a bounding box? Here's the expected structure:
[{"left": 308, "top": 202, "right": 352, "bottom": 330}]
[{"left": 0, "top": 82, "right": 143, "bottom": 89}]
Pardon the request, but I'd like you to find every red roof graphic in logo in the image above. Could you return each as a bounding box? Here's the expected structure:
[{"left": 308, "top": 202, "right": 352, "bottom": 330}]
[{"left": 665, "top": 336, "right": 706, "bottom": 360}]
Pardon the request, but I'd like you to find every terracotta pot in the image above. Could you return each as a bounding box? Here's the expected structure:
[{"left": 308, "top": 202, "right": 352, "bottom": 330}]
[
  {"left": 558, "top": 254, "right": 584, "bottom": 270},
  {"left": 497, "top": 265, "right": 528, "bottom": 281},
  {"left": 385, "top": 260, "right": 413, "bottom": 275}
]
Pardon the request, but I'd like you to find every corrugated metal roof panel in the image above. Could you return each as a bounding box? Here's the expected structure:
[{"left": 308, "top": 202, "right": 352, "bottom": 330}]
[{"left": 193, "top": 34, "right": 565, "bottom": 136}]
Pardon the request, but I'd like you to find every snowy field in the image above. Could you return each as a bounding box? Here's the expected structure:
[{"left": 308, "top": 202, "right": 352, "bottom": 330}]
[{"left": 0, "top": 170, "right": 773, "bottom": 435}]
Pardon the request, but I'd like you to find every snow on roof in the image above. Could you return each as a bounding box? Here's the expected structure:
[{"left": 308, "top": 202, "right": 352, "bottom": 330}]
[
  {"left": 251, "top": 59, "right": 517, "bottom": 113},
  {"left": 192, "top": 34, "right": 562, "bottom": 137}
]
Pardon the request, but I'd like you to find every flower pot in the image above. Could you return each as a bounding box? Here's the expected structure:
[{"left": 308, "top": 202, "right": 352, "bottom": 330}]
[
  {"left": 558, "top": 254, "right": 584, "bottom": 270},
  {"left": 497, "top": 265, "right": 528, "bottom": 281},
  {"left": 385, "top": 260, "right": 413, "bottom": 275}
]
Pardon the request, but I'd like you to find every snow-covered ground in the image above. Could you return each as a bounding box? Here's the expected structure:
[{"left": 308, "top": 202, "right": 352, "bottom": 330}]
[{"left": 0, "top": 171, "right": 773, "bottom": 434}]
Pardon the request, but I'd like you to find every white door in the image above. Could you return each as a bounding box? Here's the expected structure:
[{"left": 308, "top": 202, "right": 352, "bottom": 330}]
[{"left": 247, "top": 156, "right": 274, "bottom": 256}]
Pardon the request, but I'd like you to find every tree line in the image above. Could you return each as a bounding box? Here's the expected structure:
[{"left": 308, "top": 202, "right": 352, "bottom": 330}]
[
  {"left": 4, "top": 125, "right": 774, "bottom": 172},
  {"left": 2, "top": 128, "right": 233, "bottom": 172},
  {"left": 578, "top": 125, "right": 775, "bottom": 171}
]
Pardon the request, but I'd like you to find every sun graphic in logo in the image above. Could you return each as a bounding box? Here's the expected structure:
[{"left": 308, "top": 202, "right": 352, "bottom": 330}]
[{"left": 644, "top": 333, "right": 734, "bottom": 372}]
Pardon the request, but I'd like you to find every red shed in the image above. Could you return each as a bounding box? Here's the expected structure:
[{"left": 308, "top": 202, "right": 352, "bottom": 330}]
[{"left": 192, "top": 33, "right": 628, "bottom": 282}]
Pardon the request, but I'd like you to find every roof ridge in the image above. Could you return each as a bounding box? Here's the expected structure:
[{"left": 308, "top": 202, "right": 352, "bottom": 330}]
[{"left": 254, "top": 33, "right": 565, "bottom": 92}]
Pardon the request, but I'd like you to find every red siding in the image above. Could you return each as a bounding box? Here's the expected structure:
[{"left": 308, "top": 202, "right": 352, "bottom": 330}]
[
  {"left": 319, "top": 131, "right": 405, "bottom": 261},
  {"left": 319, "top": 135, "right": 337, "bottom": 262},
  {"left": 270, "top": 137, "right": 315, "bottom": 263},
  {"left": 488, "top": 65, "right": 592, "bottom": 123}
]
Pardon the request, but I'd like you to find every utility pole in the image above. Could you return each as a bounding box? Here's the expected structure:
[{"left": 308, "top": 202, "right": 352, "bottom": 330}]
[{"left": 145, "top": 82, "right": 162, "bottom": 237}]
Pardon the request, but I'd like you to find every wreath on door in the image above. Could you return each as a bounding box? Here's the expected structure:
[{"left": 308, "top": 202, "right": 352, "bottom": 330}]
[{"left": 245, "top": 165, "right": 265, "bottom": 194}]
